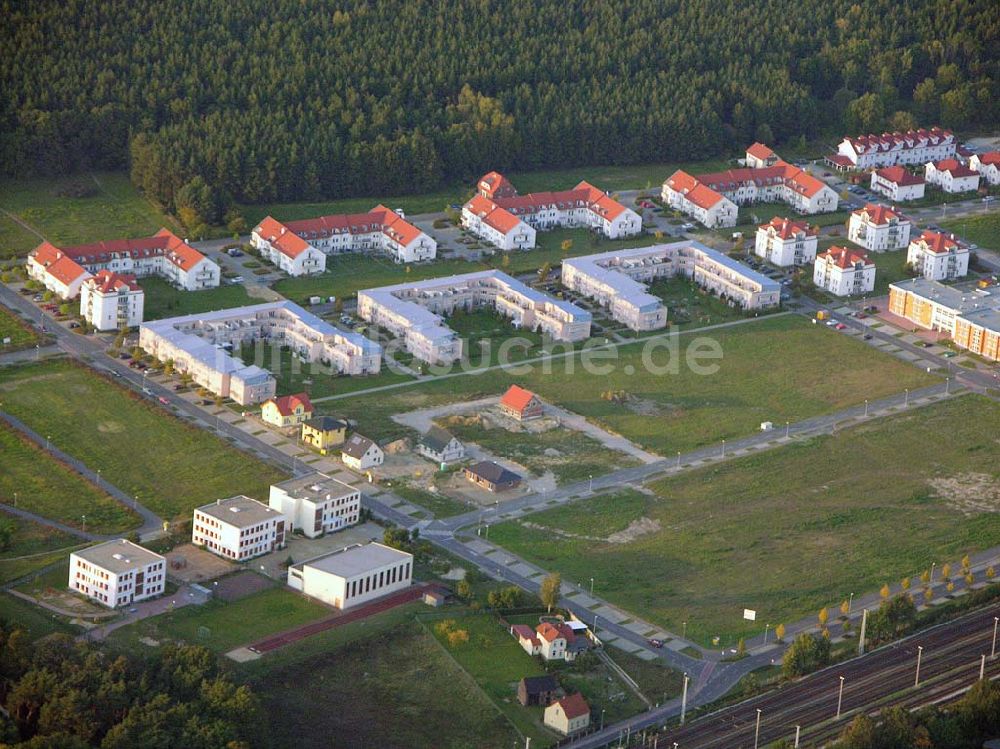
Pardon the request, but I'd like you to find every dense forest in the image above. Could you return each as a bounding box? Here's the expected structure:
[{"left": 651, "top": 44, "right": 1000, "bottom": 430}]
[{"left": 2, "top": 0, "right": 999, "bottom": 222}]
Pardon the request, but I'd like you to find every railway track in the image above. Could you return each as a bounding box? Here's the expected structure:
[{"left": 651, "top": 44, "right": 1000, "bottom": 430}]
[{"left": 653, "top": 603, "right": 1000, "bottom": 748}]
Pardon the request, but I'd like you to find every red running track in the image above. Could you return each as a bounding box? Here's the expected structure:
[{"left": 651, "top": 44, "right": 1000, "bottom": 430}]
[{"left": 249, "top": 584, "right": 433, "bottom": 653}]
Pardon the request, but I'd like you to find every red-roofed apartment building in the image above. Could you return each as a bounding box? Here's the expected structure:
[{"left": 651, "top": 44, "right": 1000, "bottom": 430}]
[
  {"left": 925, "top": 159, "right": 981, "bottom": 193},
  {"left": 662, "top": 144, "right": 838, "bottom": 228},
  {"left": 25, "top": 242, "right": 92, "bottom": 299},
  {"left": 461, "top": 173, "right": 640, "bottom": 250},
  {"left": 906, "top": 231, "right": 969, "bottom": 281},
  {"left": 813, "top": 247, "right": 876, "bottom": 297},
  {"left": 251, "top": 206, "right": 437, "bottom": 276},
  {"left": 870, "top": 166, "right": 926, "bottom": 202},
  {"left": 847, "top": 204, "right": 911, "bottom": 252},
  {"left": 26, "top": 228, "right": 219, "bottom": 299},
  {"left": 544, "top": 693, "right": 591, "bottom": 735},
  {"left": 753, "top": 217, "right": 818, "bottom": 266},
  {"left": 970, "top": 152, "right": 1000, "bottom": 186},
  {"left": 835, "top": 127, "right": 956, "bottom": 169},
  {"left": 499, "top": 385, "right": 543, "bottom": 421},
  {"left": 80, "top": 271, "right": 144, "bottom": 331}
]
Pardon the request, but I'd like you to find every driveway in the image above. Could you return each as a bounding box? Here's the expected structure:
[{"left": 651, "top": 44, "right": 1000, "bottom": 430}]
[{"left": 83, "top": 584, "right": 212, "bottom": 641}]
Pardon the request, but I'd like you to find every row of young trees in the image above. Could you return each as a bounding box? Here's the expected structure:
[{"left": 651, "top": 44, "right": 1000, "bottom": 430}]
[{"left": 3, "top": 0, "right": 999, "bottom": 225}]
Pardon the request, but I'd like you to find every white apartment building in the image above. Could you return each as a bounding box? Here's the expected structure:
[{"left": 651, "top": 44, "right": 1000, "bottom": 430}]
[
  {"left": 80, "top": 271, "right": 144, "bottom": 331},
  {"left": 870, "top": 167, "right": 926, "bottom": 202},
  {"left": 970, "top": 152, "right": 1000, "bottom": 185},
  {"left": 26, "top": 243, "right": 92, "bottom": 299},
  {"left": 252, "top": 206, "right": 437, "bottom": 274},
  {"left": 192, "top": 495, "right": 287, "bottom": 562},
  {"left": 906, "top": 231, "right": 969, "bottom": 281},
  {"left": 461, "top": 173, "right": 641, "bottom": 250},
  {"left": 813, "top": 247, "right": 876, "bottom": 297},
  {"left": 139, "top": 301, "right": 382, "bottom": 405},
  {"left": 925, "top": 159, "right": 981, "bottom": 193},
  {"left": 357, "top": 270, "right": 592, "bottom": 364},
  {"left": 754, "top": 217, "right": 819, "bottom": 266},
  {"left": 287, "top": 542, "right": 413, "bottom": 610},
  {"left": 27, "top": 229, "right": 219, "bottom": 298},
  {"left": 847, "top": 204, "right": 911, "bottom": 252},
  {"left": 663, "top": 145, "right": 837, "bottom": 228},
  {"left": 835, "top": 127, "right": 955, "bottom": 169},
  {"left": 562, "top": 242, "right": 780, "bottom": 331},
  {"left": 69, "top": 539, "right": 166, "bottom": 609},
  {"left": 268, "top": 473, "right": 361, "bottom": 538}
]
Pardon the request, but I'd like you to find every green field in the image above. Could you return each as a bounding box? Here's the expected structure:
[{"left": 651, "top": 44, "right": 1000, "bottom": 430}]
[
  {"left": 0, "top": 304, "right": 40, "bottom": 350},
  {"left": 0, "top": 423, "right": 141, "bottom": 534},
  {"left": 390, "top": 480, "right": 471, "bottom": 519},
  {"left": 0, "top": 173, "right": 181, "bottom": 259},
  {"left": 0, "top": 215, "right": 44, "bottom": 260},
  {"left": 647, "top": 276, "right": 750, "bottom": 329},
  {"left": 490, "top": 395, "right": 1000, "bottom": 645},
  {"left": 141, "top": 277, "right": 269, "bottom": 320},
  {"left": 0, "top": 592, "right": 79, "bottom": 640},
  {"left": 316, "top": 315, "right": 935, "bottom": 456},
  {"left": 871, "top": 248, "right": 914, "bottom": 294},
  {"left": 107, "top": 586, "right": 330, "bottom": 653},
  {"left": 0, "top": 516, "right": 83, "bottom": 585},
  {"left": 0, "top": 360, "right": 287, "bottom": 520},
  {"left": 941, "top": 211, "right": 1000, "bottom": 252}
]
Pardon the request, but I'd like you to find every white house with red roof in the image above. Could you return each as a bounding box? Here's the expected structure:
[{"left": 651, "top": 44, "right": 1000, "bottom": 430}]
[
  {"left": 252, "top": 206, "right": 436, "bottom": 274},
  {"left": 970, "top": 152, "right": 1000, "bottom": 186},
  {"left": 754, "top": 217, "right": 818, "bottom": 266},
  {"left": 663, "top": 145, "right": 837, "bottom": 228},
  {"left": 870, "top": 166, "right": 925, "bottom": 202},
  {"left": 26, "top": 243, "right": 92, "bottom": 299},
  {"left": 461, "top": 172, "right": 640, "bottom": 250},
  {"left": 261, "top": 392, "right": 314, "bottom": 428},
  {"left": 813, "top": 246, "right": 876, "bottom": 297},
  {"left": 847, "top": 204, "right": 911, "bottom": 252},
  {"left": 26, "top": 228, "right": 218, "bottom": 298},
  {"left": 906, "top": 231, "right": 969, "bottom": 281},
  {"left": 510, "top": 620, "right": 589, "bottom": 662},
  {"left": 836, "top": 127, "right": 956, "bottom": 169},
  {"left": 544, "top": 693, "right": 591, "bottom": 735},
  {"left": 80, "top": 271, "right": 144, "bottom": 331},
  {"left": 925, "top": 159, "right": 981, "bottom": 193},
  {"left": 499, "top": 385, "right": 543, "bottom": 421}
]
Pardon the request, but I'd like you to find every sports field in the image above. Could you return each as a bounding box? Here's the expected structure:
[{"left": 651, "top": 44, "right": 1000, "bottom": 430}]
[{"left": 489, "top": 395, "right": 1000, "bottom": 645}]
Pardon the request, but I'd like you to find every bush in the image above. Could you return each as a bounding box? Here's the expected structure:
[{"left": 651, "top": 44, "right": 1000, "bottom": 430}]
[{"left": 782, "top": 633, "right": 831, "bottom": 678}]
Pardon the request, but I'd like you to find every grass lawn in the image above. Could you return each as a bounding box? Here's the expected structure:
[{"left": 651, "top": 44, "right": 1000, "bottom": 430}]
[
  {"left": 0, "top": 215, "right": 44, "bottom": 260},
  {"left": 107, "top": 586, "right": 329, "bottom": 654},
  {"left": 941, "top": 211, "right": 1000, "bottom": 252},
  {"left": 0, "top": 173, "right": 181, "bottom": 259},
  {"left": 871, "top": 249, "right": 914, "bottom": 294},
  {"left": 648, "top": 276, "right": 749, "bottom": 329},
  {"left": 239, "top": 189, "right": 462, "bottom": 229},
  {"left": 0, "top": 305, "right": 40, "bottom": 351},
  {"left": 439, "top": 415, "right": 641, "bottom": 485},
  {"left": 390, "top": 480, "right": 471, "bottom": 518},
  {"left": 0, "top": 517, "right": 83, "bottom": 585},
  {"left": 0, "top": 360, "right": 287, "bottom": 520},
  {"left": 318, "top": 315, "right": 935, "bottom": 455},
  {"left": 245, "top": 618, "right": 518, "bottom": 749},
  {"left": 0, "top": 592, "right": 79, "bottom": 640},
  {"left": 489, "top": 395, "right": 1000, "bottom": 646},
  {"left": 141, "top": 277, "right": 269, "bottom": 321},
  {"left": 604, "top": 647, "right": 685, "bottom": 703},
  {"left": 0, "top": 423, "right": 141, "bottom": 534}
]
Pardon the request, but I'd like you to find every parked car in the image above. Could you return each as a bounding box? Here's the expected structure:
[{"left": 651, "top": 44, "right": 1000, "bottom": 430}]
[
  {"left": 18, "top": 287, "right": 32, "bottom": 295},
  {"left": 158, "top": 396, "right": 170, "bottom": 405},
  {"left": 863, "top": 333, "right": 873, "bottom": 340},
  {"left": 227, "top": 248, "right": 244, "bottom": 257},
  {"left": 32, "top": 294, "right": 44, "bottom": 301},
  {"left": 119, "top": 353, "right": 131, "bottom": 359},
  {"left": 648, "top": 638, "right": 664, "bottom": 649},
  {"left": 201, "top": 398, "right": 214, "bottom": 406},
  {"left": 680, "top": 222, "right": 695, "bottom": 231},
  {"left": 68, "top": 321, "right": 80, "bottom": 329},
  {"left": 983, "top": 196, "right": 996, "bottom": 203},
  {"left": 835, "top": 323, "right": 847, "bottom": 330},
  {"left": 142, "top": 387, "right": 152, "bottom": 395},
  {"left": 173, "top": 383, "right": 185, "bottom": 391},
  {"left": 128, "top": 360, "right": 141, "bottom": 368}
]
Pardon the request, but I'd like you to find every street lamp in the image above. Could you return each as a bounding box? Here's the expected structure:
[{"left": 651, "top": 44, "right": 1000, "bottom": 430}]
[
  {"left": 904, "top": 388, "right": 909, "bottom": 407},
  {"left": 915, "top": 646, "right": 923, "bottom": 687},
  {"left": 931, "top": 562, "right": 936, "bottom": 583},
  {"left": 992, "top": 617, "right": 998, "bottom": 659},
  {"left": 46, "top": 434, "right": 51, "bottom": 451},
  {"left": 82, "top": 515, "right": 87, "bottom": 534},
  {"left": 836, "top": 676, "right": 845, "bottom": 718},
  {"left": 589, "top": 474, "right": 593, "bottom": 492},
  {"left": 676, "top": 451, "right": 681, "bottom": 468},
  {"left": 682, "top": 621, "right": 687, "bottom": 640},
  {"left": 721, "top": 439, "right": 726, "bottom": 458},
  {"left": 590, "top": 577, "right": 594, "bottom": 596},
  {"left": 785, "top": 421, "right": 789, "bottom": 438},
  {"left": 848, "top": 592, "right": 854, "bottom": 615},
  {"left": 864, "top": 399, "right": 869, "bottom": 417},
  {"left": 753, "top": 708, "right": 762, "bottom": 749}
]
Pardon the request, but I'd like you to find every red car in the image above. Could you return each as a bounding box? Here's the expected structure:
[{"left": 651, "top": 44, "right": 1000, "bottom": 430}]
[
  {"left": 835, "top": 323, "right": 847, "bottom": 330},
  {"left": 158, "top": 396, "right": 170, "bottom": 406}
]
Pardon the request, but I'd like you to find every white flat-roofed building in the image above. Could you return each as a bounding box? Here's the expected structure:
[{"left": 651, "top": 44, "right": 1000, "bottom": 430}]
[
  {"left": 268, "top": 473, "right": 361, "bottom": 538},
  {"left": 357, "top": 270, "right": 592, "bottom": 364},
  {"left": 970, "top": 152, "right": 1000, "bottom": 185},
  {"left": 813, "top": 247, "right": 876, "bottom": 297},
  {"left": 139, "top": 301, "right": 382, "bottom": 405},
  {"left": 287, "top": 542, "right": 413, "bottom": 609},
  {"left": 889, "top": 279, "right": 998, "bottom": 361},
  {"left": 836, "top": 127, "right": 955, "bottom": 169},
  {"left": 192, "top": 495, "right": 287, "bottom": 561},
  {"left": 925, "top": 159, "right": 981, "bottom": 193},
  {"left": 906, "top": 231, "right": 969, "bottom": 281},
  {"left": 80, "top": 270, "right": 144, "bottom": 331},
  {"left": 69, "top": 539, "right": 165, "bottom": 609},
  {"left": 847, "top": 204, "right": 911, "bottom": 252},
  {"left": 870, "top": 167, "right": 925, "bottom": 202},
  {"left": 562, "top": 241, "right": 780, "bottom": 331},
  {"left": 754, "top": 217, "right": 819, "bottom": 266}
]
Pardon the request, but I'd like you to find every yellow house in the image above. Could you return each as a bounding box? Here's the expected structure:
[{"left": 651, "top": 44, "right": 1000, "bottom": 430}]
[
  {"left": 261, "top": 392, "right": 314, "bottom": 428},
  {"left": 301, "top": 416, "right": 348, "bottom": 454}
]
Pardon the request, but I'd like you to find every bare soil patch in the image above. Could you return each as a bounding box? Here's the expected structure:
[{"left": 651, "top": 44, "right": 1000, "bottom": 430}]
[{"left": 929, "top": 472, "right": 1000, "bottom": 517}]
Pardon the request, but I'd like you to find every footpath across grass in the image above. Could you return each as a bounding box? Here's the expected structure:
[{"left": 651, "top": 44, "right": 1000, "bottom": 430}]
[
  {"left": 0, "top": 359, "right": 287, "bottom": 520},
  {"left": 490, "top": 395, "right": 1000, "bottom": 646}
]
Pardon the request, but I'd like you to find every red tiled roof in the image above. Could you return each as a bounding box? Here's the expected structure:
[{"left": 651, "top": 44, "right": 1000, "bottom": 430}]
[
  {"left": 86, "top": 270, "right": 141, "bottom": 294},
  {"left": 512, "top": 624, "right": 540, "bottom": 646},
  {"left": 853, "top": 203, "right": 906, "bottom": 226},
  {"left": 253, "top": 216, "right": 313, "bottom": 259},
  {"left": 846, "top": 127, "right": 953, "bottom": 155},
  {"left": 500, "top": 385, "right": 538, "bottom": 413},
  {"left": 536, "top": 621, "right": 568, "bottom": 643},
  {"left": 478, "top": 171, "right": 517, "bottom": 199},
  {"left": 267, "top": 392, "right": 314, "bottom": 417},
  {"left": 468, "top": 175, "right": 630, "bottom": 224},
  {"left": 574, "top": 181, "right": 628, "bottom": 221},
  {"left": 825, "top": 153, "right": 854, "bottom": 167},
  {"left": 154, "top": 228, "right": 209, "bottom": 271},
  {"left": 682, "top": 160, "right": 830, "bottom": 201},
  {"left": 874, "top": 166, "right": 924, "bottom": 186},
  {"left": 466, "top": 195, "right": 524, "bottom": 234},
  {"left": 974, "top": 151, "right": 1000, "bottom": 166},
  {"left": 29, "top": 242, "right": 90, "bottom": 286},
  {"left": 759, "top": 216, "right": 817, "bottom": 240},
  {"left": 818, "top": 246, "right": 871, "bottom": 270},
  {"left": 746, "top": 142, "right": 775, "bottom": 161},
  {"left": 555, "top": 693, "right": 590, "bottom": 720},
  {"left": 914, "top": 230, "right": 962, "bottom": 254},
  {"left": 267, "top": 207, "right": 425, "bottom": 253},
  {"left": 34, "top": 229, "right": 208, "bottom": 272},
  {"left": 932, "top": 159, "right": 977, "bottom": 178}
]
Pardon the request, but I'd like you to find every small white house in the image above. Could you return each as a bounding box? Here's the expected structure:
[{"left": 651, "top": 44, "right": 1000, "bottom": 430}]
[
  {"left": 925, "top": 159, "right": 981, "bottom": 193},
  {"left": 544, "top": 694, "right": 591, "bottom": 736},
  {"left": 847, "top": 204, "right": 911, "bottom": 252},
  {"left": 192, "top": 495, "right": 287, "bottom": 561},
  {"left": 69, "top": 539, "right": 166, "bottom": 609},
  {"left": 970, "top": 152, "right": 1000, "bottom": 186},
  {"left": 416, "top": 426, "right": 465, "bottom": 465},
  {"left": 870, "top": 167, "right": 925, "bottom": 202},
  {"left": 813, "top": 247, "right": 876, "bottom": 297},
  {"left": 287, "top": 542, "right": 412, "bottom": 609},
  {"left": 80, "top": 271, "right": 144, "bottom": 331},
  {"left": 906, "top": 231, "right": 969, "bottom": 281},
  {"left": 341, "top": 434, "right": 384, "bottom": 471}
]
